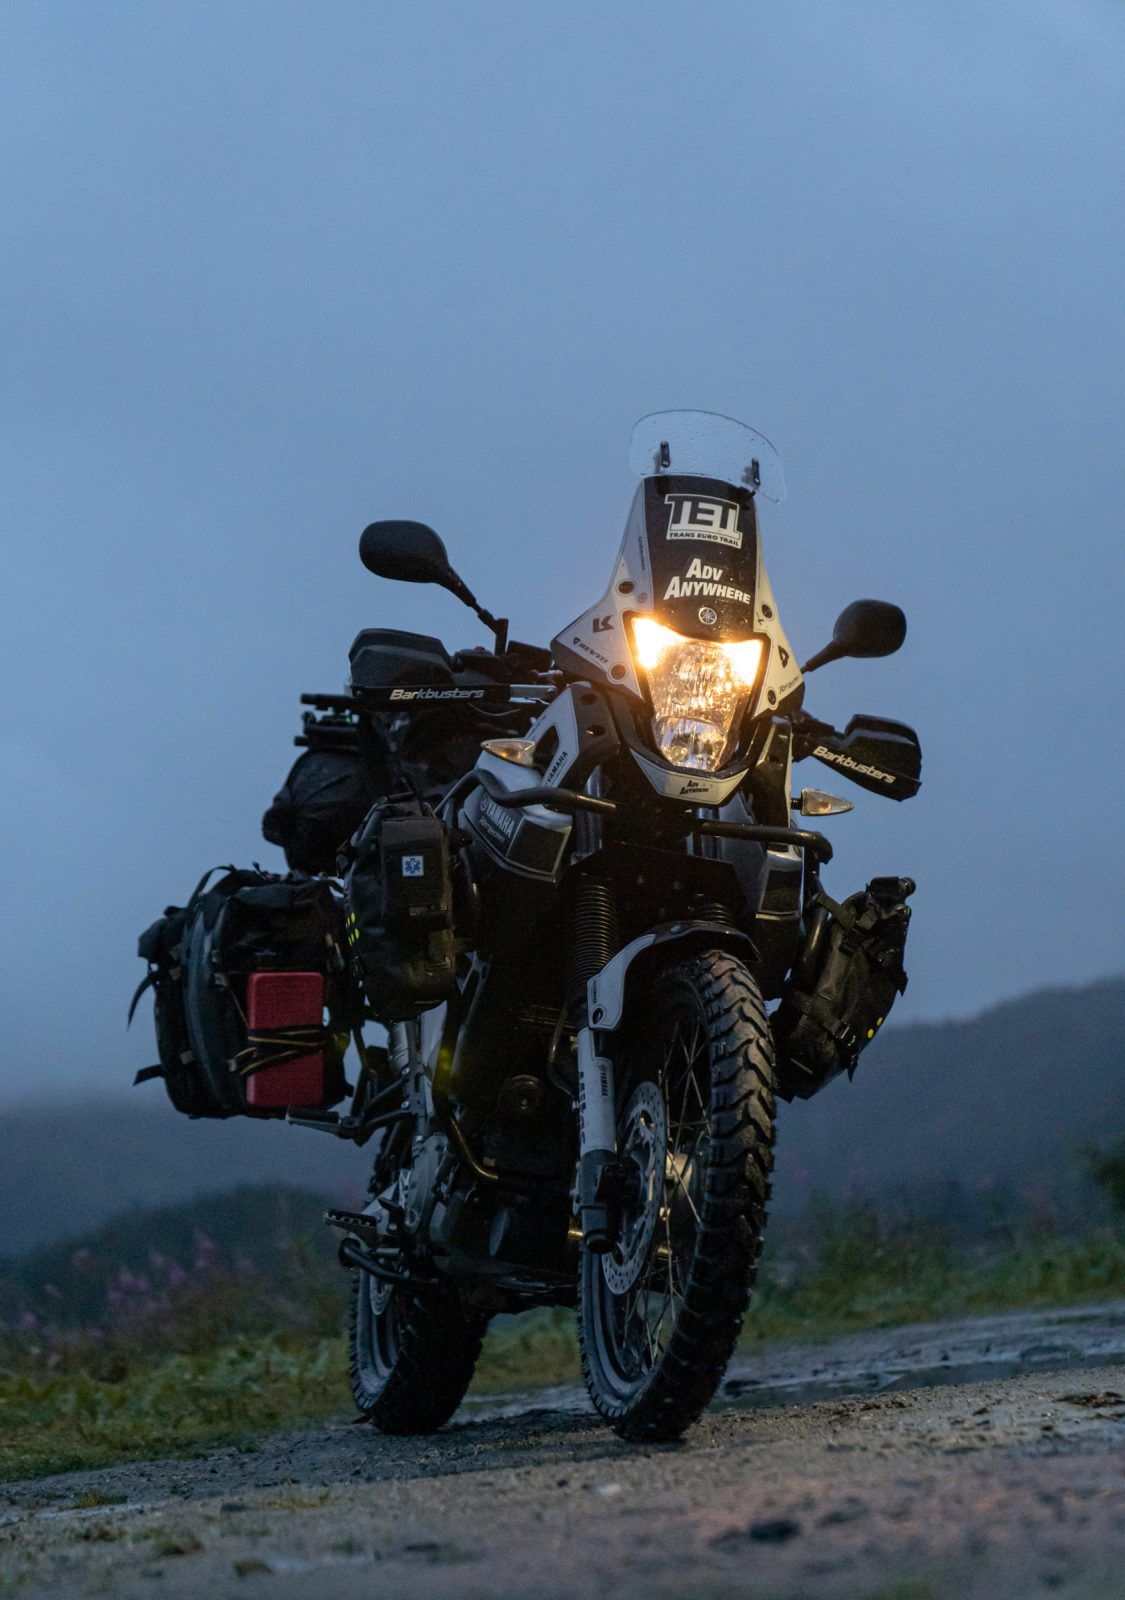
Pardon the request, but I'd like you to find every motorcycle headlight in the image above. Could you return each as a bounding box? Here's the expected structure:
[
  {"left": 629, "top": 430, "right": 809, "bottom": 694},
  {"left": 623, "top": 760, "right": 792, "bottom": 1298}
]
[{"left": 630, "top": 617, "right": 763, "bottom": 772}]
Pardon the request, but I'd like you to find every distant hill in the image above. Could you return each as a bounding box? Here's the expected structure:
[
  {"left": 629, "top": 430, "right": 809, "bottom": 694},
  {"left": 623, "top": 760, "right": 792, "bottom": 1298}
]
[
  {"left": 1, "top": 977, "right": 1122, "bottom": 1254},
  {"left": 771, "top": 974, "right": 1125, "bottom": 1216},
  {"left": 0, "top": 1184, "right": 334, "bottom": 1322},
  {"left": 0, "top": 1099, "right": 361, "bottom": 1254}
]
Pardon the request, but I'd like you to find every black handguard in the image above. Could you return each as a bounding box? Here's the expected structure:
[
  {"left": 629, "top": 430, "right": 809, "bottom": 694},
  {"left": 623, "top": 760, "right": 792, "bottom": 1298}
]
[{"left": 793, "top": 711, "right": 922, "bottom": 801}]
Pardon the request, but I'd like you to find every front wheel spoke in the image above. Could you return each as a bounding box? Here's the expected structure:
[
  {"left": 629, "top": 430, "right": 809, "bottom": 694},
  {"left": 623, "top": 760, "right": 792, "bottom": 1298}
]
[
  {"left": 649, "top": 1271, "right": 673, "bottom": 1352},
  {"left": 679, "top": 1065, "right": 708, "bottom": 1143},
  {"left": 630, "top": 1286, "right": 650, "bottom": 1366},
  {"left": 659, "top": 1034, "right": 679, "bottom": 1091},
  {"left": 643, "top": 1278, "right": 669, "bottom": 1361},
  {"left": 629, "top": 1280, "right": 652, "bottom": 1367},
  {"left": 676, "top": 1024, "right": 702, "bottom": 1130},
  {"left": 662, "top": 1205, "right": 687, "bottom": 1306},
  {"left": 681, "top": 1114, "right": 712, "bottom": 1185},
  {"left": 622, "top": 1282, "right": 639, "bottom": 1342},
  {"left": 667, "top": 1157, "right": 702, "bottom": 1227},
  {"left": 643, "top": 1280, "right": 659, "bottom": 1356}
]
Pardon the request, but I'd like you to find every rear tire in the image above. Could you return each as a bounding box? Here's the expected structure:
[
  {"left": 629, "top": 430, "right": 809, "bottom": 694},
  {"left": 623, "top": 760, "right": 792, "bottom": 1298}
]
[
  {"left": 349, "top": 1271, "right": 487, "bottom": 1435},
  {"left": 578, "top": 949, "right": 775, "bottom": 1442}
]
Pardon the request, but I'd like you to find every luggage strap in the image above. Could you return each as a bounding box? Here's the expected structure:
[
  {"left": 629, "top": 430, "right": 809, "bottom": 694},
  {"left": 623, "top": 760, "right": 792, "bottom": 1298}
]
[
  {"left": 786, "top": 990, "right": 861, "bottom": 1055},
  {"left": 127, "top": 971, "right": 155, "bottom": 1026},
  {"left": 128, "top": 864, "right": 237, "bottom": 1026},
  {"left": 814, "top": 890, "right": 909, "bottom": 992},
  {"left": 235, "top": 1024, "right": 331, "bottom": 1078}
]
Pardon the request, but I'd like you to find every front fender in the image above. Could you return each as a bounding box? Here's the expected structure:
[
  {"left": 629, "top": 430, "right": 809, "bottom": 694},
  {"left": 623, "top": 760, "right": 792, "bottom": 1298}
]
[{"left": 587, "top": 921, "right": 758, "bottom": 1033}]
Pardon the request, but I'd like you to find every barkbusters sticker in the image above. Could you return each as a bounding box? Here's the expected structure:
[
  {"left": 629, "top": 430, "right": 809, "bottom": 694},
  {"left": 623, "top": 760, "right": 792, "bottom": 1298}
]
[
  {"left": 389, "top": 686, "right": 486, "bottom": 702},
  {"left": 813, "top": 745, "right": 896, "bottom": 786}
]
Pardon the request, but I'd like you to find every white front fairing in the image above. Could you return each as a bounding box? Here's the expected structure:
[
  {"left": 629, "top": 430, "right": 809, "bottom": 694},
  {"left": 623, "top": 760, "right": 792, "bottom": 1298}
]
[{"left": 551, "top": 474, "right": 802, "bottom": 801}]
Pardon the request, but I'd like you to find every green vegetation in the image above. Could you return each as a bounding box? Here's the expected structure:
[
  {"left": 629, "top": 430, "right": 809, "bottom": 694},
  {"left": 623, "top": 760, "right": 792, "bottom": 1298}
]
[
  {"left": 749, "top": 1203, "right": 1125, "bottom": 1343},
  {"left": 1088, "top": 1135, "right": 1125, "bottom": 1218},
  {"left": 471, "top": 1211, "right": 1125, "bottom": 1398},
  {"left": 0, "top": 1335, "right": 345, "bottom": 1480},
  {"left": 4, "top": 1189, "right": 1125, "bottom": 1482}
]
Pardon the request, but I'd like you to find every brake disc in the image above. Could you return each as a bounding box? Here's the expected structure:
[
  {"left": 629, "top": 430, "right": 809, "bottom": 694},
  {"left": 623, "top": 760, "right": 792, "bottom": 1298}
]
[{"left": 601, "top": 1080, "right": 667, "bottom": 1296}]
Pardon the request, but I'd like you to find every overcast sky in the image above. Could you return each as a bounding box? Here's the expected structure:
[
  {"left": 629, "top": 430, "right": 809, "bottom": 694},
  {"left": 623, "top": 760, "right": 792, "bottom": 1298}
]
[{"left": 1, "top": 1, "right": 1122, "bottom": 1103}]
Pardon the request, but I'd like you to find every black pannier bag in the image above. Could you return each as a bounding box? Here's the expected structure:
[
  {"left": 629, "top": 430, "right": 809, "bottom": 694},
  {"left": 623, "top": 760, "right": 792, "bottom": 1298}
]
[
  {"left": 132, "top": 869, "right": 350, "bottom": 1118},
  {"left": 772, "top": 876, "right": 915, "bottom": 1101},
  {"left": 262, "top": 748, "right": 376, "bottom": 875},
  {"left": 262, "top": 712, "right": 394, "bottom": 875},
  {"left": 342, "top": 797, "right": 458, "bottom": 1020},
  {"left": 131, "top": 902, "right": 219, "bottom": 1117}
]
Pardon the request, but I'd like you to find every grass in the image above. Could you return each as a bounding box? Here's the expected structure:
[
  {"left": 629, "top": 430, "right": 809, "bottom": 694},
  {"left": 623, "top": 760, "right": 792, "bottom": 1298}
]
[
  {"left": 747, "top": 1207, "right": 1125, "bottom": 1344},
  {"left": 466, "top": 1223, "right": 1125, "bottom": 1398},
  {"left": 0, "top": 1336, "right": 347, "bottom": 1480},
  {"left": 3, "top": 1209, "right": 1123, "bottom": 1483}
]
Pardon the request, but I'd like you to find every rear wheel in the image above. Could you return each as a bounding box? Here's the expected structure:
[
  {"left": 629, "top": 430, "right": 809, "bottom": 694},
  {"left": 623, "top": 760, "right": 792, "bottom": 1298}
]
[
  {"left": 348, "top": 1126, "right": 487, "bottom": 1435},
  {"left": 578, "top": 950, "right": 775, "bottom": 1441},
  {"left": 349, "top": 1271, "right": 487, "bottom": 1434}
]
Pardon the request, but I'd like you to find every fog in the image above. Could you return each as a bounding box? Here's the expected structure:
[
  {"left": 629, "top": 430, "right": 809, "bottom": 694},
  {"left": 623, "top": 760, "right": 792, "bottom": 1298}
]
[{"left": 1, "top": 1, "right": 1122, "bottom": 1101}]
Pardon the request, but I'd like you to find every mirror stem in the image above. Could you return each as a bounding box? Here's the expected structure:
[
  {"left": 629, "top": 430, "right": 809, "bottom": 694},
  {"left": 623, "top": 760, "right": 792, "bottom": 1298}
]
[
  {"left": 474, "top": 605, "right": 508, "bottom": 653},
  {"left": 446, "top": 570, "right": 509, "bottom": 652},
  {"left": 800, "top": 641, "right": 845, "bottom": 674}
]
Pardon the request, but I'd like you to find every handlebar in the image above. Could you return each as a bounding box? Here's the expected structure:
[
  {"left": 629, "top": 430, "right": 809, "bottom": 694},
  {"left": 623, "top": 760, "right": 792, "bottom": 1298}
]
[
  {"left": 790, "top": 710, "right": 840, "bottom": 761},
  {"left": 450, "top": 640, "right": 553, "bottom": 679}
]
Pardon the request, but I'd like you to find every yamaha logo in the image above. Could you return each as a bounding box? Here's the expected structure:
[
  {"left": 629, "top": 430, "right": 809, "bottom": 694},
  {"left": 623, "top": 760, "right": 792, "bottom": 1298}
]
[{"left": 664, "top": 493, "right": 743, "bottom": 549}]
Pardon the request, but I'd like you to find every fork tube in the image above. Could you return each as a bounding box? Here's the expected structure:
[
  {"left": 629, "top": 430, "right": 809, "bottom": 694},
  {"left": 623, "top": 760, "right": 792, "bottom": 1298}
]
[{"left": 569, "top": 877, "right": 621, "bottom": 1251}]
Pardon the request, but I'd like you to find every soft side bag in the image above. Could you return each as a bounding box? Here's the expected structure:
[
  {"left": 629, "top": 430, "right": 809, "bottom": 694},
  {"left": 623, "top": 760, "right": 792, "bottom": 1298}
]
[
  {"left": 342, "top": 798, "right": 458, "bottom": 1019},
  {"left": 772, "top": 876, "right": 914, "bottom": 1101},
  {"left": 132, "top": 869, "right": 349, "bottom": 1117}
]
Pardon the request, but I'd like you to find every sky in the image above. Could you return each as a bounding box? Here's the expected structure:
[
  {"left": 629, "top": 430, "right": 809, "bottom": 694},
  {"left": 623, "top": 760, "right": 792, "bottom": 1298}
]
[{"left": 1, "top": 0, "right": 1123, "bottom": 1102}]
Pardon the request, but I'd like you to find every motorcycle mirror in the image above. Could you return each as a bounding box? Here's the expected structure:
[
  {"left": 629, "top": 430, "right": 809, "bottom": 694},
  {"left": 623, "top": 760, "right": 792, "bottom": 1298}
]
[
  {"left": 801, "top": 599, "right": 907, "bottom": 674},
  {"left": 358, "top": 520, "right": 456, "bottom": 587},
  {"left": 358, "top": 519, "right": 510, "bottom": 652}
]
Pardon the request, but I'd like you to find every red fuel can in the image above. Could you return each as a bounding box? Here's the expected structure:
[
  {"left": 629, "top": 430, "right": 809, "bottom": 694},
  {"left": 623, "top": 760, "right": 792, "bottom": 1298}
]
[{"left": 244, "top": 971, "right": 326, "bottom": 1109}]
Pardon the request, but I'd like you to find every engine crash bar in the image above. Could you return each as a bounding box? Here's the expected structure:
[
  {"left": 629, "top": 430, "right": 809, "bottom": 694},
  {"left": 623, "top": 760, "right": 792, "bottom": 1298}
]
[{"left": 466, "top": 769, "right": 833, "bottom": 863}]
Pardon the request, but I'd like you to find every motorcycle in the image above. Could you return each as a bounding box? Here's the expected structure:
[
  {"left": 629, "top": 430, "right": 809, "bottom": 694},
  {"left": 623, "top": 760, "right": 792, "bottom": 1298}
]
[{"left": 135, "top": 409, "right": 921, "bottom": 1442}]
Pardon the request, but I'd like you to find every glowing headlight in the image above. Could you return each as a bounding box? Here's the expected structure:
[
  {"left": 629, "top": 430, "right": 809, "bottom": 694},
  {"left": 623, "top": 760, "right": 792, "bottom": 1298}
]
[{"left": 630, "top": 617, "right": 763, "bottom": 772}]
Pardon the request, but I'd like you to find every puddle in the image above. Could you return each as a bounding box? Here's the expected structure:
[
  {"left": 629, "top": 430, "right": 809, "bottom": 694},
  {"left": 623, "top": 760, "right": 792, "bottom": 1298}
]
[
  {"left": 0, "top": 1500, "right": 157, "bottom": 1529},
  {"left": 457, "top": 1301, "right": 1125, "bottom": 1425}
]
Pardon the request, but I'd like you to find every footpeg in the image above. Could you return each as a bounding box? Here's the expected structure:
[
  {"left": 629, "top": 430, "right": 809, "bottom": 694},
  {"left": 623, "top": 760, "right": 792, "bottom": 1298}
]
[{"left": 324, "top": 1207, "right": 385, "bottom": 1244}]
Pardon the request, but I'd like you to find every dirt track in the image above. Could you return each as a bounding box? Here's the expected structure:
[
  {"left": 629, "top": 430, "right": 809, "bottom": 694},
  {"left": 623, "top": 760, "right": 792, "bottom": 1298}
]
[{"left": 3, "top": 1303, "right": 1125, "bottom": 1599}]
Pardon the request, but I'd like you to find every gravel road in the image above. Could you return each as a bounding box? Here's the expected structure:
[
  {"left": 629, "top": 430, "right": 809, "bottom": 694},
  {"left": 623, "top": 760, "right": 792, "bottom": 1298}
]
[{"left": 3, "top": 1301, "right": 1124, "bottom": 1599}]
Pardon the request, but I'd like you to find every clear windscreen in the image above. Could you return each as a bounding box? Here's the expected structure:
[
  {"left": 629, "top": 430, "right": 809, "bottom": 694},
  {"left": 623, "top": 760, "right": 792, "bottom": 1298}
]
[{"left": 629, "top": 410, "right": 786, "bottom": 503}]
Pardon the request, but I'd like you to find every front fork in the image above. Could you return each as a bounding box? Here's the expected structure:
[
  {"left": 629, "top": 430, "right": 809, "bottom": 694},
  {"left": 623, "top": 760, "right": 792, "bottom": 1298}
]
[
  {"left": 576, "top": 1025, "right": 621, "bottom": 1251},
  {"left": 571, "top": 912, "right": 765, "bottom": 1252},
  {"left": 569, "top": 874, "right": 628, "bottom": 1253}
]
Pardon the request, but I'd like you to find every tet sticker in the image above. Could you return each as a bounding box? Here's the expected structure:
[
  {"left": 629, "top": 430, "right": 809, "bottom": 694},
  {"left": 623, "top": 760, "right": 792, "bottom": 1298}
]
[
  {"left": 664, "top": 493, "right": 742, "bottom": 548},
  {"left": 401, "top": 855, "right": 424, "bottom": 878}
]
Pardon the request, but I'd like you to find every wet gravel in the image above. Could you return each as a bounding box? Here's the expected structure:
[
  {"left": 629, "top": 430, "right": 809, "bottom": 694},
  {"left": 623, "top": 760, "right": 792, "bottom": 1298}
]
[{"left": 3, "top": 1302, "right": 1125, "bottom": 1599}]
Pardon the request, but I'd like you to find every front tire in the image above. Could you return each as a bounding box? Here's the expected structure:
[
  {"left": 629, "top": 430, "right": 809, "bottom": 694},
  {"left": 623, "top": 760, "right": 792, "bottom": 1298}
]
[{"left": 578, "top": 950, "right": 775, "bottom": 1441}]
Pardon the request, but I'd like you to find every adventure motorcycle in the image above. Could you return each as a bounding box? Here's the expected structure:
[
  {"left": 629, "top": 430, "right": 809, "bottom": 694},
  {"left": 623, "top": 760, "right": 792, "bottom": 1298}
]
[{"left": 133, "top": 411, "right": 920, "bottom": 1442}]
